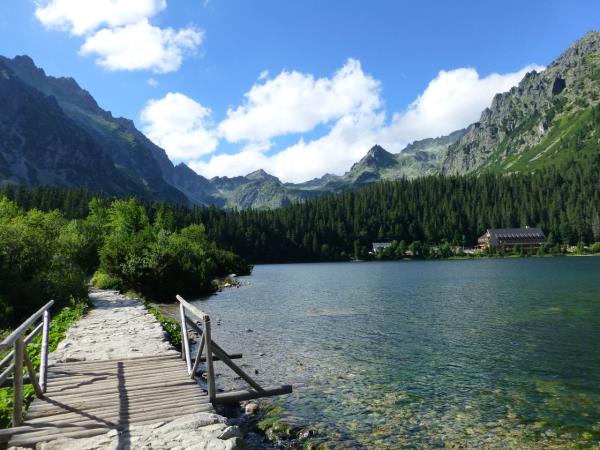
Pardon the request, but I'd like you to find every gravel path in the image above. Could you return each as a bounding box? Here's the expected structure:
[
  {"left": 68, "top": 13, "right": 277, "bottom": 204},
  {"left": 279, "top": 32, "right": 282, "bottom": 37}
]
[{"left": 18, "top": 289, "right": 243, "bottom": 450}]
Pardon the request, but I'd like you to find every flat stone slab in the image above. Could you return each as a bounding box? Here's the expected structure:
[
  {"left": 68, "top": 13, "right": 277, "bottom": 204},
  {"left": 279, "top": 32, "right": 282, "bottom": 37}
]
[{"left": 49, "top": 290, "right": 178, "bottom": 364}]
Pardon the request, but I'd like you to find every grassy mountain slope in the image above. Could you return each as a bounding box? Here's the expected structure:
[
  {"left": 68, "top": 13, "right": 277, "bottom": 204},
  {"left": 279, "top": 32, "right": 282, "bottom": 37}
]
[{"left": 443, "top": 31, "right": 600, "bottom": 174}]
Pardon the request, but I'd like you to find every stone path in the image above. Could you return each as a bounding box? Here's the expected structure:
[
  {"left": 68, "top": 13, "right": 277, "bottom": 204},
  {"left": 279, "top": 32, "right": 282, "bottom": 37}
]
[
  {"left": 49, "top": 290, "right": 177, "bottom": 364},
  {"left": 11, "top": 289, "right": 243, "bottom": 450}
]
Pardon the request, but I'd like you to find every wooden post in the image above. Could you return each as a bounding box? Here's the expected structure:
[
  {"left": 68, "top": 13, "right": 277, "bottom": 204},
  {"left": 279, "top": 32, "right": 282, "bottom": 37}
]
[
  {"left": 23, "top": 350, "right": 44, "bottom": 398},
  {"left": 190, "top": 333, "right": 206, "bottom": 379},
  {"left": 203, "top": 317, "right": 216, "bottom": 404},
  {"left": 40, "top": 310, "right": 50, "bottom": 392},
  {"left": 179, "top": 304, "right": 192, "bottom": 374},
  {"left": 12, "top": 336, "right": 24, "bottom": 426}
]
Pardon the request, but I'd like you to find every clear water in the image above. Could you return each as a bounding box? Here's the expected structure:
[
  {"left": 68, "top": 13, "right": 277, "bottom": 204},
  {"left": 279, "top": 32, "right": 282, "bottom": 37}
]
[{"left": 189, "top": 258, "right": 600, "bottom": 448}]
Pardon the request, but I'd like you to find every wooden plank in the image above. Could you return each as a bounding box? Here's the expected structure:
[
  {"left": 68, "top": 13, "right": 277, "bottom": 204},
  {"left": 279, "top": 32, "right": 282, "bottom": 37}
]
[
  {"left": 46, "top": 366, "right": 191, "bottom": 386},
  {"left": 28, "top": 384, "right": 209, "bottom": 410},
  {"left": 47, "top": 364, "right": 191, "bottom": 382},
  {"left": 46, "top": 380, "right": 200, "bottom": 401},
  {"left": 47, "top": 363, "right": 188, "bottom": 380},
  {"left": 215, "top": 385, "right": 293, "bottom": 404},
  {"left": 26, "top": 394, "right": 211, "bottom": 419},
  {"left": 28, "top": 385, "right": 208, "bottom": 412},
  {"left": 49, "top": 357, "right": 184, "bottom": 372},
  {"left": 49, "top": 354, "right": 179, "bottom": 369},
  {"left": 25, "top": 397, "right": 213, "bottom": 426},
  {"left": 45, "top": 374, "right": 197, "bottom": 395}
]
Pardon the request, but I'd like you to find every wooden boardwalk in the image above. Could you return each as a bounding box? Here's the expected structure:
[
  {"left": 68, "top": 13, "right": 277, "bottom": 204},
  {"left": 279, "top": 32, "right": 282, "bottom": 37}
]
[
  {"left": 1, "top": 295, "right": 291, "bottom": 447},
  {"left": 2, "top": 354, "right": 214, "bottom": 447}
]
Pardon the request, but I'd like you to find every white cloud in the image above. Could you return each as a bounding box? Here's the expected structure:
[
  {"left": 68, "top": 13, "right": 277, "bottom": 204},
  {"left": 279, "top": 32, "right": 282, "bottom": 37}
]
[
  {"left": 146, "top": 78, "right": 159, "bottom": 87},
  {"left": 35, "top": 0, "right": 203, "bottom": 73},
  {"left": 79, "top": 20, "right": 203, "bottom": 73},
  {"left": 150, "top": 62, "right": 544, "bottom": 183},
  {"left": 190, "top": 110, "right": 386, "bottom": 182},
  {"left": 387, "top": 65, "right": 545, "bottom": 141},
  {"left": 218, "top": 58, "right": 381, "bottom": 143},
  {"left": 140, "top": 92, "right": 218, "bottom": 160},
  {"left": 35, "top": 0, "right": 166, "bottom": 36}
]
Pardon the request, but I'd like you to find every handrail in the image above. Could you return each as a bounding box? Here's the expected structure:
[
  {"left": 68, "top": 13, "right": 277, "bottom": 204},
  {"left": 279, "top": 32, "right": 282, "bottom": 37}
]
[
  {"left": 175, "top": 295, "right": 209, "bottom": 322},
  {"left": 0, "top": 301, "right": 54, "bottom": 352},
  {"left": 0, "top": 300, "right": 54, "bottom": 426},
  {"left": 175, "top": 294, "right": 290, "bottom": 406}
]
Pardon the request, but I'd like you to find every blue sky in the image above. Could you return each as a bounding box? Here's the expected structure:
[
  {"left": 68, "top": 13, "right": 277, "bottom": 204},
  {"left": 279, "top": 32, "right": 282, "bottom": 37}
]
[{"left": 0, "top": 1, "right": 598, "bottom": 182}]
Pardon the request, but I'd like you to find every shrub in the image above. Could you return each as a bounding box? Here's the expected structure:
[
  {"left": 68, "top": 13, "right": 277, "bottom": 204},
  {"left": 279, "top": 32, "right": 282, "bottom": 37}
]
[
  {"left": 91, "top": 270, "right": 123, "bottom": 290},
  {"left": 0, "top": 199, "right": 89, "bottom": 327}
]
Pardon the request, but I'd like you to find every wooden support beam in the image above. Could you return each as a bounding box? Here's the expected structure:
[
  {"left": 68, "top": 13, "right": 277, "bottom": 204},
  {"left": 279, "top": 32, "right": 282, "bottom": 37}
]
[
  {"left": 179, "top": 304, "right": 192, "bottom": 373},
  {"left": 13, "top": 336, "right": 24, "bottom": 426},
  {"left": 211, "top": 345, "right": 265, "bottom": 393},
  {"left": 23, "top": 350, "right": 44, "bottom": 398},
  {"left": 214, "top": 385, "right": 293, "bottom": 404},
  {"left": 40, "top": 310, "right": 50, "bottom": 392},
  {"left": 203, "top": 318, "right": 216, "bottom": 404},
  {"left": 190, "top": 333, "right": 205, "bottom": 380},
  {"left": 198, "top": 353, "right": 242, "bottom": 363}
]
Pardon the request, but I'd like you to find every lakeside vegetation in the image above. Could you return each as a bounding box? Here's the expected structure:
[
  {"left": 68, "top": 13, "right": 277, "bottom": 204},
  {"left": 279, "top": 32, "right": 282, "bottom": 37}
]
[
  {"left": 0, "top": 196, "right": 250, "bottom": 328},
  {"left": 2, "top": 154, "right": 599, "bottom": 264}
]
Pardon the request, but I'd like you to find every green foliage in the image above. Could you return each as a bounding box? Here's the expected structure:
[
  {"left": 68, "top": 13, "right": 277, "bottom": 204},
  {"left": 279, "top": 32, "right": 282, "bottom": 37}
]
[
  {"left": 91, "top": 270, "right": 123, "bottom": 290},
  {"left": 0, "top": 198, "right": 88, "bottom": 327},
  {"left": 96, "top": 199, "right": 251, "bottom": 301},
  {"left": 3, "top": 155, "right": 600, "bottom": 268},
  {"left": 0, "top": 301, "right": 87, "bottom": 427},
  {"left": 591, "top": 242, "right": 600, "bottom": 254},
  {"left": 0, "top": 194, "right": 250, "bottom": 326}
]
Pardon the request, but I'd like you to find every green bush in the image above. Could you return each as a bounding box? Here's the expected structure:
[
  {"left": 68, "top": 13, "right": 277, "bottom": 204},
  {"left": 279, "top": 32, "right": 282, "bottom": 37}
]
[
  {"left": 96, "top": 199, "right": 251, "bottom": 302},
  {"left": 91, "top": 270, "right": 123, "bottom": 290},
  {"left": 590, "top": 242, "right": 600, "bottom": 254},
  {"left": 0, "top": 198, "right": 88, "bottom": 328},
  {"left": 0, "top": 195, "right": 251, "bottom": 326}
]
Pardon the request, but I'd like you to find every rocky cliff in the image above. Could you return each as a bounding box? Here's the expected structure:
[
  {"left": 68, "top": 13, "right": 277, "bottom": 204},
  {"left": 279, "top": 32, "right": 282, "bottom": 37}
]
[{"left": 442, "top": 31, "right": 600, "bottom": 174}]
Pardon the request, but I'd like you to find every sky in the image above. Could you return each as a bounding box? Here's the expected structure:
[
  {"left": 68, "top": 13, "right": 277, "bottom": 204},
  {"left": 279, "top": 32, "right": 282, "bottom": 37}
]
[{"left": 0, "top": 1, "right": 599, "bottom": 182}]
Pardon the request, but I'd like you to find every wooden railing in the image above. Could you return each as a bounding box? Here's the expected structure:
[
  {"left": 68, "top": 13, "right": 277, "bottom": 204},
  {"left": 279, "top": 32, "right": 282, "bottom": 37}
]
[
  {"left": 176, "top": 295, "right": 292, "bottom": 404},
  {"left": 0, "top": 300, "right": 54, "bottom": 426}
]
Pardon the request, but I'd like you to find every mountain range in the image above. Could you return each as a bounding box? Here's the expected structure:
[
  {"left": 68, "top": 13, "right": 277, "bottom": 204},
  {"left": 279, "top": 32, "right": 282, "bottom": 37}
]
[{"left": 1, "top": 30, "right": 600, "bottom": 209}]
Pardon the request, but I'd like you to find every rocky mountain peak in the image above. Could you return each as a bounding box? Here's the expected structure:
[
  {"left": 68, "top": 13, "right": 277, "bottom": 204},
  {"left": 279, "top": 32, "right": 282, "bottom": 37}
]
[
  {"left": 245, "top": 169, "right": 280, "bottom": 182},
  {"left": 353, "top": 145, "right": 397, "bottom": 170}
]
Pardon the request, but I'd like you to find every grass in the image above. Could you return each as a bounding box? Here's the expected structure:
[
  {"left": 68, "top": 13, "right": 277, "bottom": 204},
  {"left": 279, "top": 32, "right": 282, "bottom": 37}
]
[{"left": 0, "top": 300, "right": 88, "bottom": 428}]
